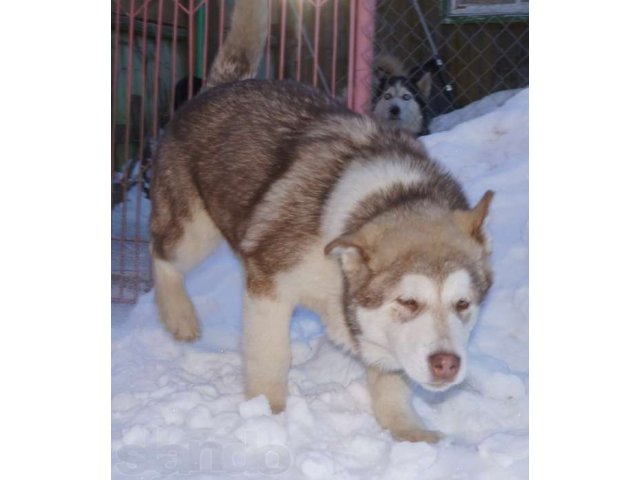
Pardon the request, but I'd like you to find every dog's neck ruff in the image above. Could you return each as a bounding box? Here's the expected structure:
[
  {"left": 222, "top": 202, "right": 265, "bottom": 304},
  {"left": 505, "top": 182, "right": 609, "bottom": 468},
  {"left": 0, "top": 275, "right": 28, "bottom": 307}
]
[{"left": 322, "top": 157, "right": 425, "bottom": 243}]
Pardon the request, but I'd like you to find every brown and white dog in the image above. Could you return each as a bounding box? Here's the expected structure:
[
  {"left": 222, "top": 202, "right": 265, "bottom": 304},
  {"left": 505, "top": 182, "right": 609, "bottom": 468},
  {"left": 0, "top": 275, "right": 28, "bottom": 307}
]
[{"left": 150, "top": 0, "right": 494, "bottom": 443}]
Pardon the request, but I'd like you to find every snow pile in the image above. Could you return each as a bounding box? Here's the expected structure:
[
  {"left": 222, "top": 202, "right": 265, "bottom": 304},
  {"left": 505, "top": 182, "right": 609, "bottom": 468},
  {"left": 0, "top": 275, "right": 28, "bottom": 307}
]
[
  {"left": 112, "top": 89, "right": 529, "bottom": 479},
  {"left": 430, "top": 88, "right": 524, "bottom": 134}
]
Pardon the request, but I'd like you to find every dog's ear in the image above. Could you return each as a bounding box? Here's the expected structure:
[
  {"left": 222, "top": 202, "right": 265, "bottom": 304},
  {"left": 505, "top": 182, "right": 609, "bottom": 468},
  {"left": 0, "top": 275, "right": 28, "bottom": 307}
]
[
  {"left": 453, "top": 190, "right": 494, "bottom": 245},
  {"left": 372, "top": 68, "right": 388, "bottom": 95},
  {"left": 416, "top": 71, "right": 432, "bottom": 99},
  {"left": 325, "top": 231, "right": 375, "bottom": 286},
  {"left": 325, "top": 234, "right": 368, "bottom": 273},
  {"left": 373, "top": 54, "right": 405, "bottom": 91}
]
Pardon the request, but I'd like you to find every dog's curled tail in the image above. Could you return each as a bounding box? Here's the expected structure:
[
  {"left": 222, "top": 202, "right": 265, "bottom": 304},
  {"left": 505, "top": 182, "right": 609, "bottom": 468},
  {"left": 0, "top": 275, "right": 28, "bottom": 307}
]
[{"left": 206, "top": 0, "right": 270, "bottom": 88}]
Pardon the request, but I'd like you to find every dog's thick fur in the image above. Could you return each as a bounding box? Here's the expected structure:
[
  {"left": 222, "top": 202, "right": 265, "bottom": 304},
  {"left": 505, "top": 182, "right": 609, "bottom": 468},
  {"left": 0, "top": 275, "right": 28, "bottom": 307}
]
[{"left": 150, "top": 0, "right": 493, "bottom": 443}]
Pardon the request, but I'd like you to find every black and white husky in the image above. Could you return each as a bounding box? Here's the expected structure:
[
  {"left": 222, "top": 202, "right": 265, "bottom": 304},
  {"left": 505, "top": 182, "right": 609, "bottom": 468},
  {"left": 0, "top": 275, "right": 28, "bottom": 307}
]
[
  {"left": 371, "top": 54, "right": 434, "bottom": 136},
  {"left": 150, "top": 0, "right": 494, "bottom": 443}
]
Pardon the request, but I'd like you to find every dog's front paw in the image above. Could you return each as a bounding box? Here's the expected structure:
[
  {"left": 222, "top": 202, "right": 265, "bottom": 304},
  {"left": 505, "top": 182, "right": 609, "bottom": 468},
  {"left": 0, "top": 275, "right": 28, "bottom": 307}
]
[
  {"left": 391, "top": 427, "right": 441, "bottom": 444},
  {"left": 165, "top": 313, "right": 200, "bottom": 342},
  {"left": 246, "top": 382, "right": 287, "bottom": 415},
  {"left": 157, "top": 292, "right": 201, "bottom": 342},
  {"left": 268, "top": 397, "right": 286, "bottom": 415},
  {"left": 170, "top": 321, "right": 200, "bottom": 342}
]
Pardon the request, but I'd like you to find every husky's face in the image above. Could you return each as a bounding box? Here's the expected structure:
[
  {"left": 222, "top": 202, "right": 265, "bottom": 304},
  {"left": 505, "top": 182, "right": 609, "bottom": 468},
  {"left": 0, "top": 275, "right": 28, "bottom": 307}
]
[
  {"left": 355, "top": 267, "right": 483, "bottom": 391},
  {"left": 326, "top": 193, "right": 493, "bottom": 392},
  {"left": 372, "top": 74, "right": 432, "bottom": 136}
]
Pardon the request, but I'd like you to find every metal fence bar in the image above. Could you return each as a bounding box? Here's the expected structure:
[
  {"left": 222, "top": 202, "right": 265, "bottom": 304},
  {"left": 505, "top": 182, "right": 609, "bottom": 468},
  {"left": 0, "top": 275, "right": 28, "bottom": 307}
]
[
  {"left": 290, "top": 2, "right": 330, "bottom": 92},
  {"left": 188, "top": 0, "right": 195, "bottom": 99},
  {"left": 331, "top": 0, "right": 339, "bottom": 96},
  {"left": 312, "top": 2, "right": 321, "bottom": 87},
  {"left": 202, "top": 0, "right": 209, "bottom": 80},
  {"left": 278, "top": 0, "right": 287, "bottom": 80},
  {"left": 296, "top": 0, "right": 302, "bottom": 81},
  {"left": 346, "top": 0, "right": 355, "bottom": 108},
  {"left": 111, "top": 0, "right": 121, "bottom": 183},
  {"left": 152, "top": 0, "right": 164, "bottom": 139},
  {"left": 218, "top": 0, "right": 225, "bottom": 49},
  {"left": 119, "top": 0, "right": 136, "bottom": 300},
  {"left": 263, "top": 0, "right": 272, "bottom": 78},
  {"left": 111, "top": 0, "right": 121, "bottom": 300},
  {"left": 351, "top": 0, "right": 374, "bottom": 113},
  {"left": 134, "top": 0, "right": 150, "bottom": 296},
  {"left": 169, "top": 0, "right": 179, "bottom": 121}
]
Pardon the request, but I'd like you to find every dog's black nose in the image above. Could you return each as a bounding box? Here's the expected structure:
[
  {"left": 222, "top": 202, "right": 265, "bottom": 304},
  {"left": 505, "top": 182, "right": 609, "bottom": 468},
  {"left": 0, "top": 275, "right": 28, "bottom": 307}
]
[{"left": 389, "top": 105, "right": 400, "bottom": 117}]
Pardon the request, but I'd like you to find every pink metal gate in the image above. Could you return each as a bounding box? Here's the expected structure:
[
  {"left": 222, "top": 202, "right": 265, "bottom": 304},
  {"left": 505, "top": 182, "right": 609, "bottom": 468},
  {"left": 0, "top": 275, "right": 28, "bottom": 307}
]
[{"left": 111, "top": 0, "right": 375, "bottom": 303}]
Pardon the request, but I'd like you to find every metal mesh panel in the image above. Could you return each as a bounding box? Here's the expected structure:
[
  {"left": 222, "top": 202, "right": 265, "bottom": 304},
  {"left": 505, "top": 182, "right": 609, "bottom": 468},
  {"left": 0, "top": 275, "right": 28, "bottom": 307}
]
[
  {"left": 111, "top": 0, "right": 358, "bottom": 303},
  {"left": 373, "top": 0, "right": 528, "bottom": 116}
]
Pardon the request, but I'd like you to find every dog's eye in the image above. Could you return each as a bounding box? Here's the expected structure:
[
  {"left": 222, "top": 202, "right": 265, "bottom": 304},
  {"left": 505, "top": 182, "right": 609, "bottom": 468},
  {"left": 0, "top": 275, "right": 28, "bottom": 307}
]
[
  {"left": 455, "top": 299, "right": 470, "bottom": 313},
  {"left": 402, "top": 93, "right": 412, "bottom": 101},
  {"left": 383, "top": 93, "right": 392, "bottom": 100},
  {"left": 396, "top": 297, "right": 419, "bottom": 312}
]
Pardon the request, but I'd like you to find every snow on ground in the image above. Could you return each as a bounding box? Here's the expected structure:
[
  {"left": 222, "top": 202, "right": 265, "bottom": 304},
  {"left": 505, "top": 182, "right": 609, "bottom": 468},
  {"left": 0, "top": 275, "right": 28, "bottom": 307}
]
[
  {"left": 429, "top": 89, "right": 524, "bottom": 134},
  {"left": 112, "top": 89, "right": 529, "bottom": 479}
]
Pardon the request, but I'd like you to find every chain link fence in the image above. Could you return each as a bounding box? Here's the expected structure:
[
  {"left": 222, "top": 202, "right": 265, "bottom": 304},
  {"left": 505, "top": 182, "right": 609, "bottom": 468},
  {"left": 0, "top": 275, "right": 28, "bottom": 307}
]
[{"left": 373, "top": 0, "right": 528, "bottom": 118}]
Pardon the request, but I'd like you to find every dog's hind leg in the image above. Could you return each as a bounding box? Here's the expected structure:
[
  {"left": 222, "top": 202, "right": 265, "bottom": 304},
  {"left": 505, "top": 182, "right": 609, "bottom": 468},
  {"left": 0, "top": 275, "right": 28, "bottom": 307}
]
[
  {"left": 243, "top": 289, "right": 294, "bottom": 414},
  {"left": 367, "top": 367, "right": 441, "bottom": 443},
  {"left": 151, "top": 202, "right": 222, "bottom": 341}
]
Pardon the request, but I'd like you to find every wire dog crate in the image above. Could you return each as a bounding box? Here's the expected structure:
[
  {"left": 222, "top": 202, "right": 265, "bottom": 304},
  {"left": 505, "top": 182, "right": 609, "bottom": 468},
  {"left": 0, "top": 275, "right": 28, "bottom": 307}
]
[{"left": 111, "top": 0, "right": 528, "bottom": 304}]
